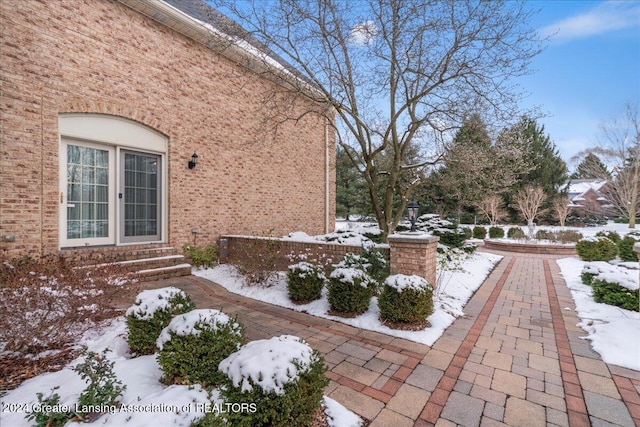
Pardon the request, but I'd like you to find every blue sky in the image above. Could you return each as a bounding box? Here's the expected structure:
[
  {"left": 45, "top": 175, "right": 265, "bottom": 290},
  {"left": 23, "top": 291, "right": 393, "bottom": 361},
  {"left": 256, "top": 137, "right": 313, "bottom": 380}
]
[{"left": 521, "top": 0, "right": 640, "bottom": 167}]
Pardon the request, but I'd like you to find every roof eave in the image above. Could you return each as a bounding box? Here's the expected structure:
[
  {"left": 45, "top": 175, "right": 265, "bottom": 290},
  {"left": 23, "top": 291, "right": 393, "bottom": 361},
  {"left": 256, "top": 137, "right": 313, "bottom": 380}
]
[{"left": 117, "top": 0, "right": 320, "bottom": 97}]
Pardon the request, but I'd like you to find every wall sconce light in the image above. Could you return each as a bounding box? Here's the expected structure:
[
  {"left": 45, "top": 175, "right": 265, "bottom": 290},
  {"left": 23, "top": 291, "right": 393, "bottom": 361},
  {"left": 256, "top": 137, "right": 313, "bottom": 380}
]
[
  {"left": 407, "top": 200, "right": 419, "bottom": 232},
  {"left": 188, "top": 152, "right": 198, "bottom": 169}
]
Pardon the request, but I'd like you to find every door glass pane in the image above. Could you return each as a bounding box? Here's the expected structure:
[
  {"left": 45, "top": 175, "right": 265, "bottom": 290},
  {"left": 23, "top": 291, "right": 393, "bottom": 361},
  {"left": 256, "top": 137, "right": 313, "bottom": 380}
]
[
  {"left": 123, "top": 152, "right": 159, "bottom": 238},
  {"left": 66, "top": 145, "right": 109, "bottom": 239}
]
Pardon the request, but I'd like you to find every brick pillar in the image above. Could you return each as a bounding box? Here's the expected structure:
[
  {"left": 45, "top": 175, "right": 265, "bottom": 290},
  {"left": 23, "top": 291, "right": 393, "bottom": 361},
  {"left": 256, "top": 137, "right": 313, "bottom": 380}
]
[{"left": 387, "top": 234, "right": 440, "bottom": 286}]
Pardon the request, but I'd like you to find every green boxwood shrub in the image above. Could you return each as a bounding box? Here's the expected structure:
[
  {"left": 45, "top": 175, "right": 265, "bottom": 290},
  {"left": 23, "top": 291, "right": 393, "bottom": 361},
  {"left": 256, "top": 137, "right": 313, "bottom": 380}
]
[
  {"left": 595, "top": 230, "right": 621, "bottom": 244},
  {"left": 182, "top": 244, "right": 218, "bottom": 268},
  {"left": 378, "top": 275, "right": 434, "bottom": 324},
  {"left": 592, "top": 279, "right": 639, "bottom": 312},
  {"left": 432, "top": 227, "right": 468, "bottom": 248},
  {"left": 580, "top": 262, "right": 612, "bottom": 287},
  {"left": 535, "top": 229, "right": 555, "bottom": 240},
  {"left": 335, "top": 249, "right": 389, "bottom": 294},
  {"left": 359, "top": 247, "right": 390, "bottom": 284},
  {"left": 461, "top": 227, "right": 473, "bottom": 240},
  {"left": 126, "top": 287, "right": 195, "bottom": 355},
  {"left": 618, "top": 231, "right": 640, "bottom": 262},
  {"left": 488, "top": 226, "right": 504, "bottom": 238},
  {"left": 203, "top": 335, "right": 329, "bottom": 427},
  {"left": 555, "top": 230, "right": 583, "bottom": 243},
  {"left": 286, "top": 262, "right": 326, "bottom": 304},
  {"left": 327, "top": 267, "right": 374, "bottom": 316},
  {"left": 472, "top": 226, "right": 487, "bottom": 239},
  {"left": 507, "top": 227, "right": 526, "bottom": 239},
  {"left": 461, "top": 242, "right": 478, "bottom": 254},
  {"left": 156, "top": 309, "right": 244, "bottom": 387},
  {"left": 575, "top": 236, "right": 619, "bottom": 262}
]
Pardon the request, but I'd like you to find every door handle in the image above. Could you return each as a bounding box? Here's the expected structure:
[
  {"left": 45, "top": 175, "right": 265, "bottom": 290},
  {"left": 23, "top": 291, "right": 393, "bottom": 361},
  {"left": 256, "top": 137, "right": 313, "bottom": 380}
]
[{"left": 60, "top": 192, "right": 64, "bottom": 204}]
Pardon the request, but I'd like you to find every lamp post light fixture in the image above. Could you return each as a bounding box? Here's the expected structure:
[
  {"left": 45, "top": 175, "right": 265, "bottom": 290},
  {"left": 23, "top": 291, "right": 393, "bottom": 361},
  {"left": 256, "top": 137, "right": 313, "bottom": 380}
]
[
  {"left": 188, "top": 152, "right": 198, "bottom": 169},
  {"left": 407, "top": 200, "right": 419, "bottom": 232}
]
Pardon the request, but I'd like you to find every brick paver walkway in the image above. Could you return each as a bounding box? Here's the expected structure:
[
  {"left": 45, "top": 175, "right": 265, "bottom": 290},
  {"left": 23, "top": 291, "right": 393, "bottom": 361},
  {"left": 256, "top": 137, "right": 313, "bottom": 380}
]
[{"left": 132, "top": 250, "right": 640, "bottom": 426}]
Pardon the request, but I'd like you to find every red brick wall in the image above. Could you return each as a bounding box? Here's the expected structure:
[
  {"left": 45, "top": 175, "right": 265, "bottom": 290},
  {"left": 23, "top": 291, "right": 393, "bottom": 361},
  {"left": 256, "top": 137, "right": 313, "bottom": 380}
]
[
  {"left": 0, "top": 0, "right": 335, "bottom": 257},
  {"left": 219, "top": 235, "right": 390, "bottom": 272}
]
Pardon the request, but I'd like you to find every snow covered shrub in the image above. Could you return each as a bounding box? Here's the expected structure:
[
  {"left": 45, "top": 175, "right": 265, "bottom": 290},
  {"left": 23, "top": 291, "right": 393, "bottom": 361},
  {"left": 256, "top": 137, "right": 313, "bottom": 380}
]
[
  {"left": 286, "top": 262, "right": 326, "bottom": 303},
  {"left": 507, "top": 227, "right": 526, "bottom": 239},
  {"left": 554, "top": 230, "right": 583, "bottom": 243},
  {"left": 575, "top": 236, "right": 619, "bottom": 262},
  {"left": 595, "top": 230, "right": 622, "bottom": 244},
  {"left": 327, "top": 267, "right": 375, "bottom": 316},
  {"left": 125, "top": 287, "right": 195, "bottom": 355},
  {"left": 432, "top": 227, "right": 468, "bottom": 248},
  {"left": 461, "top": 242, "right": 478, "bottom": 254},
  {"left": 592, "top": 279, "right": 639, "bottom": 312},
  {"left": 210, "top": 335, "right": 329, "bottom": 427},
  {"left": 378, "top": 275, "right": 433, "bottom": 326},
  {"left": 581, "top": 262, "right": 639, "bottom": 311},
  {"left": 0, "top": 254, "right": 132, "bottom": 359},
  {"left": 334, "top": 249, "right": 389, "bottom": 293},
  {"left": 580, "top": 262, "right": 612, "bottom": 287},
  {"left": 156, "top": 309, "right": 244, "bottom": 387},
  {"left": 535, "top": 229, "right": 555, "bottom": 241},
  {"left": 182, "top": 244, "right": 218, "bottom": 268},
  {"left": 618, "top": 231, "right": 640, "bottom": 262},
  {"left": 488, "top": 226, "right": 504, "bottom": 238},
  {"left": 360, "top": 247, "right": 390, "bottom": 284},
  {"left": 472, "top": 226, "right": 487, "bottom": 239}
]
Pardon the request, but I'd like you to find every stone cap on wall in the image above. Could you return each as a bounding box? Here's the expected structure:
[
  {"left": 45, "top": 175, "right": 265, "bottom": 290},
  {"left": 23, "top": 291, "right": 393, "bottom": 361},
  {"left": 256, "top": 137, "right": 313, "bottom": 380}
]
[{"left": 387, "top": 233, "right": 440, "bottom": 244}]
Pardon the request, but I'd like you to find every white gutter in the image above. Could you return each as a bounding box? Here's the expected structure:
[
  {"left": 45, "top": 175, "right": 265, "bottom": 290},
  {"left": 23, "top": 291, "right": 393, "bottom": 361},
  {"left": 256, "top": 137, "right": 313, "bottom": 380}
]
[{"left": 325, "top": 117, "right": 330, "bottom": 234}]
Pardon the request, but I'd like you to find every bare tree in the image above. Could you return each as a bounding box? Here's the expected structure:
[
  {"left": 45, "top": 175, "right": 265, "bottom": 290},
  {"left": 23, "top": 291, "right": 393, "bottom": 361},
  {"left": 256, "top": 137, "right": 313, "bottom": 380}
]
[
  {"left": 576, "top": 102, "right": 639, "bottom": 228},
  {"left": 212, "top": 0, "right": 543, "bottom": 238},
  {"left": 552, "top": 195, "right": 571, "bottom": 227},
  {"left": 475, "top": 194, "right": 507, "bottom": 225},
  {"left": 513, "top": 185, "right": 547, "bottom": 235}
]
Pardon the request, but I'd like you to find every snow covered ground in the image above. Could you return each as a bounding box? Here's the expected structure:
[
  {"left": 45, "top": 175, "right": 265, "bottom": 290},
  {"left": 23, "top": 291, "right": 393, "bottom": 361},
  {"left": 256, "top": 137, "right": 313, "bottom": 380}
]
[
  {"left": 556, "top": 257, "right": 640, "bottom": 371},
  {"left": 0, "top": 318, "right": 363, "bottom": 427},
  {"left": 195, "top": 250, "right": 502, "bottom": 347}
]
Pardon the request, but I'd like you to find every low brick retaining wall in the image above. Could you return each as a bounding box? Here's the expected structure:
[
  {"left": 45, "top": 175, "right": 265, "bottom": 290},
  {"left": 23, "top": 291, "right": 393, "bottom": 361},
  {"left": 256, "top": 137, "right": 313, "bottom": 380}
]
[
  {"left": 484, "top": 240, "right": 577, "bottom": 255},
  {"left": 218, "top": 235, "right": 389, "bottom": 272}
]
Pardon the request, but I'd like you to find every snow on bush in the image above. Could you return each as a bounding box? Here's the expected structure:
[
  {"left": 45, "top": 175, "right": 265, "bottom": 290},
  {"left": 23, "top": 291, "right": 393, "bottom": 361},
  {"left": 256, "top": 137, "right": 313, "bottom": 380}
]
[
  {"left": 209, "top": 335, "right": 329, "bottom": 427},
  {"left": 327, "top": 267, "right": 375, "bottom": 316},
  {"left": 580, "top": 262, "right": 639, "bottom": 312},
  {"left": 575, "top": 236, "right": 619, "bottom": 262},
  {"left": 287, "top": 262, "right": 326, "bottom": 303},
  {"left": 156, "top": 309, "right": 244, "bottom": 387},
  {"left": 126, "top": 287, "right": 191, "bottom": 320},
  {"left": 384, "top": 274, "right": 433, "bottom": 292},
  {"left": 219, "top": 335, "right": 315, "bottom": 394},
  {"left": 125, "top": 287, "right": 195, "bottom": 355},
  {"left": 379, "top": 275, "right": 434, "bottom": 325}
]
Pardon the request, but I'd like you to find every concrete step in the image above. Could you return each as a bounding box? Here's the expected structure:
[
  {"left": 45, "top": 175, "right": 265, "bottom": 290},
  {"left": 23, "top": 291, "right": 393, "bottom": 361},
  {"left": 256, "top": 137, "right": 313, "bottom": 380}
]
[{"left": 135, "top": 263, "right": 193, "bottom": 281}]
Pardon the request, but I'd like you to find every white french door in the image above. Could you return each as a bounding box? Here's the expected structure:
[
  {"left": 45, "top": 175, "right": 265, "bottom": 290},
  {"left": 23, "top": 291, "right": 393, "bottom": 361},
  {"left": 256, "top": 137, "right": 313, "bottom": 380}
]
[
  {"left": 60, "top": 140, "right": 163, "bottom": 248},
  {"left": 60, "top": 139, "right": 116, "bottom": 247},
  {"left": 120, "top": 151, "right": 161, "bottom": 243}
]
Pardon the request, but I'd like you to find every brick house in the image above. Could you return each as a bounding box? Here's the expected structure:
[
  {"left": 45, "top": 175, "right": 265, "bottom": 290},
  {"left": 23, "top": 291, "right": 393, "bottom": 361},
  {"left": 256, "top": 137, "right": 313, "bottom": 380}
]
[
  {"left": 563, "top": 179, "right": 611, "bottom": 216},
  {"left": 0, "top": 0, "right": 336, "bottom": 271}
]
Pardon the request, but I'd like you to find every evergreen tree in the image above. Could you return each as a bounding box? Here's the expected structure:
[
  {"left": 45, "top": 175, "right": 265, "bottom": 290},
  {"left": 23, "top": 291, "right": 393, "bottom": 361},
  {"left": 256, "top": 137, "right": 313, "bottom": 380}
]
[
  {"left": 336, "top": 147, "right": 369, "bottom": 219},
  {"left": 516, "top": 117, "right": 568, "bottom": 195},
  {"left": 571, "top": 153, "right": 611, "bottom": 179}
]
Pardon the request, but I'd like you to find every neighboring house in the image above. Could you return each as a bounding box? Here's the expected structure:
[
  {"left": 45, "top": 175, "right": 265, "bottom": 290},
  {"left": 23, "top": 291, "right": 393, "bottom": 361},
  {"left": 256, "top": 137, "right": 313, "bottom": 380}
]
[
  {"left": 562, "top": 179, "right": 611, "bottom": 216},
  {"left": 0, "top": 0, "right": 335, "bottom": 270}
]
